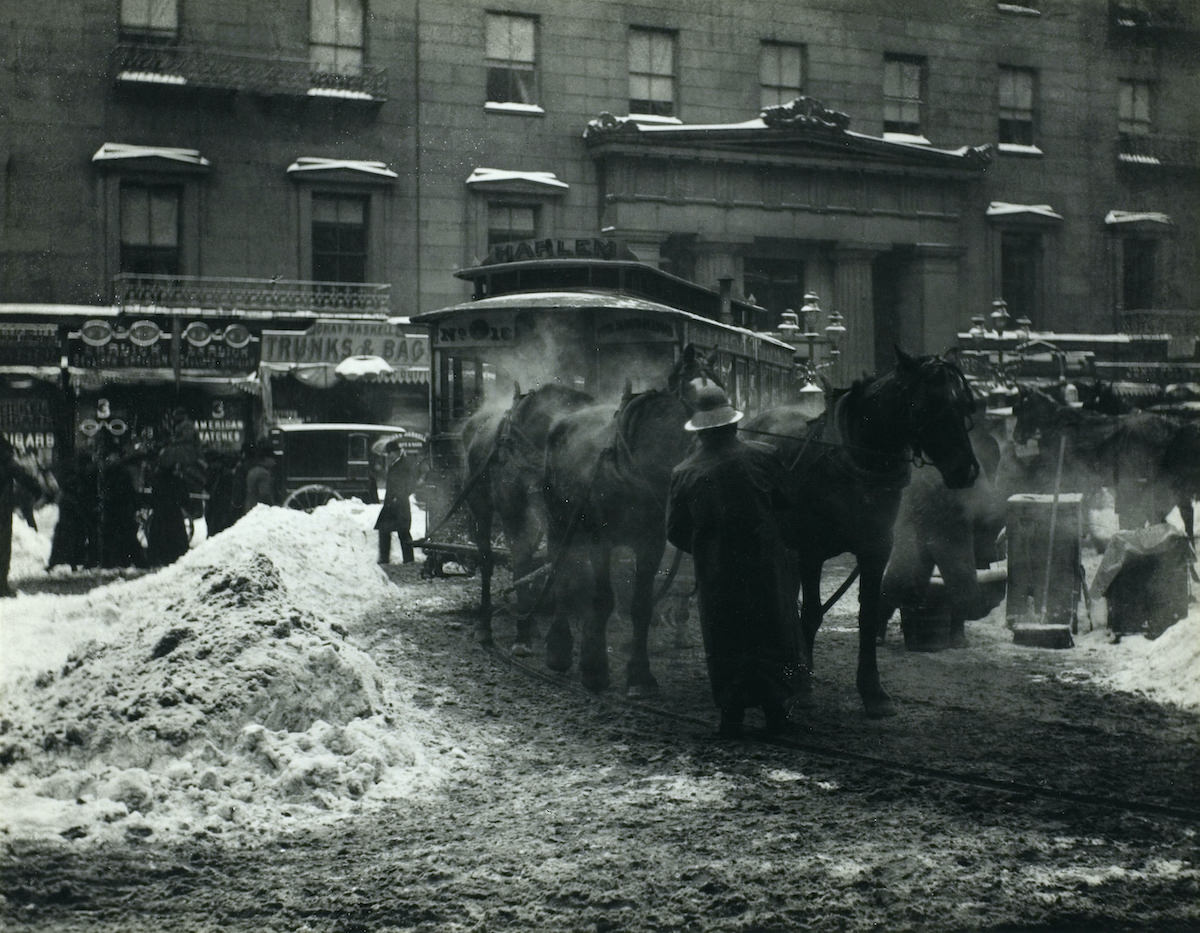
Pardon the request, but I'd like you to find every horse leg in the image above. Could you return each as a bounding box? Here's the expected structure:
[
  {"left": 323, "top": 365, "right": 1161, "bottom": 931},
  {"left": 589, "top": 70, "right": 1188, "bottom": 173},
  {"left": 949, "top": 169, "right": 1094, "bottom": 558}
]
[
  {"left": 543, "top": 517, "right": 575, "bottom": 673},
  {"left": 856, "top": 555, "right": 897, "bottom": 718},
  {"left": 472, "top": 508, "right": 495, "bottom": 647},
  {"left": 579, "top": 540, "right": 614, "bottom": 693},
  {"left": 796, "top": 558, "right": 823, "bottom": 671},
  {"left": 509, "top": 512, "right": 540, "bottom": 655},
  {"left": 625, "top": 537, "right": 666, "bottom": 697}
]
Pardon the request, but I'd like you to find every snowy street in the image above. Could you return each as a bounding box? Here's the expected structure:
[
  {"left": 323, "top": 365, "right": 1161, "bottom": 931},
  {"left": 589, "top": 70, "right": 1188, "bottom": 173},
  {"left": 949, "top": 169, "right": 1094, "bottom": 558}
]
[{"left": 2, "top": 502, "right": 1198, "bottom": 931}]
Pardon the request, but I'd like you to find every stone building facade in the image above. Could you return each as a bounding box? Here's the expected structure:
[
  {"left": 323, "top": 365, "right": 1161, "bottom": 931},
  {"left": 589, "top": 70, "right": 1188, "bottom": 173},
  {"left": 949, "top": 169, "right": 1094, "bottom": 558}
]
[{"left": 2, "top": 0, "right": 1197, "bottom": 418}]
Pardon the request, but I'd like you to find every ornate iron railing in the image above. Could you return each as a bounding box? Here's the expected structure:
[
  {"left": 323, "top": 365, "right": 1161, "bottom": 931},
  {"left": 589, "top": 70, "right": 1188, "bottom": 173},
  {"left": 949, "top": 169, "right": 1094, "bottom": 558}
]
[
  {"left": 114, "top": 274, "right": 391, "bottom": 316},
  {"left": 111, "top": 43, "right": 388, "bottom": 100},
  {"left": 1117, "top": 134, "right": 1200, "bottom": 169},
  {"left": 1119, "top": 309, "right": 1200, "bottom": 336}
]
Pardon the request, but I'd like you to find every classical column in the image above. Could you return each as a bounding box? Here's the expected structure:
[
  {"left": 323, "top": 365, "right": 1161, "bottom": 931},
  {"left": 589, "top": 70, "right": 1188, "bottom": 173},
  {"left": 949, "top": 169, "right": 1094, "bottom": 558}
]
[
  {"left": 911, "top": 243, "right": 966, "bottom": 354},
  {"left": 832, "top": 244, "right": 886, "bottom": 384}
]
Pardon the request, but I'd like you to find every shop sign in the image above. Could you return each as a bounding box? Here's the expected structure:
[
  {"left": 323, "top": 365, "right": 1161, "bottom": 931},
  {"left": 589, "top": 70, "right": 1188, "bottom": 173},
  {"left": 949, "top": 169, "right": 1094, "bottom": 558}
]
[
  {"left": 179, "top": 341, "right": 258, "bottom": 373},
  {"left": 595, "top": 314, "right": 677, "bottom": 345},
  {"left": 0, "top": 396, "right": 56, "bottom": 457},
  {"left": 196, "top": 416, "right": 246, "bottom": 450},
  {"left": 70, "top": 339, "right": 171, "bottom": 369},
  {"left": 261, "top": 321, "right": 427, "bottom": 366},
  {"left": 484, "top": 237, "right": 624, "bottom": 265},
  {"left": 432, "top": 312, "right": 518, "bottom": 348},
  {"left": 0, "top": 323, "right": 59, "bottom": 366}
]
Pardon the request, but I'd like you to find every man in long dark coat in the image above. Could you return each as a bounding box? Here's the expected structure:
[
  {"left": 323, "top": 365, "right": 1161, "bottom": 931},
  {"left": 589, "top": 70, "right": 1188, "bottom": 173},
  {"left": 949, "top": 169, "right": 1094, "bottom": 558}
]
[
  {"left": 1, "top": 437, "right": 44, "bottom": 597},
  {"left": 666, "top": 385, "right": 810, "bottom": 738},
  {"left": 375, "top": 439, "right": 417, "bottom": 564}
]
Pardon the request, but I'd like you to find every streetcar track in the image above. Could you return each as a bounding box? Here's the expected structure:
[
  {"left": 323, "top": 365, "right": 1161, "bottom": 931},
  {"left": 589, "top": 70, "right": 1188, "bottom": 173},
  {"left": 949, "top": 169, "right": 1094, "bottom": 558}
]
[{"left": 488, "top": 642, "right": 1200, "bottom": 825}]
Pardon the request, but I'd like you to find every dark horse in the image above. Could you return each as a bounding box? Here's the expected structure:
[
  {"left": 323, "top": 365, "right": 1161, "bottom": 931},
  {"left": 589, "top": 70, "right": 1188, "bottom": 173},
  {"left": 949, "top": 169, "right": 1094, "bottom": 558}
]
[
  {"left": 743, "top": 349, "right": 979, "bottom": 718},
  {"left": 460, "top": 383, "right": 596, "bottom": 647},
  {"left": 541, "top": 346, "right": 717, "bottom": 695},
  {"left": 1013, "top": 385, "right": 1199, "bottom": 541}
]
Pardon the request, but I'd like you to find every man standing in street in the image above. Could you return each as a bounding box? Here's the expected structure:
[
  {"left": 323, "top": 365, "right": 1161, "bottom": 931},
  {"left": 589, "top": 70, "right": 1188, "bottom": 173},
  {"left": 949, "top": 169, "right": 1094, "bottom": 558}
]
[
  {"left": 242, "top": 442, "right": 277, "bottom": 515},
  {"left": 1, "top": 437, "right": 45, "bottom": 597},
  {"left": 375, "top": 437, "right": 416, "bottom": 564},
  {"left": 666, "top": 385, "right": 810, "bottom": 738}
]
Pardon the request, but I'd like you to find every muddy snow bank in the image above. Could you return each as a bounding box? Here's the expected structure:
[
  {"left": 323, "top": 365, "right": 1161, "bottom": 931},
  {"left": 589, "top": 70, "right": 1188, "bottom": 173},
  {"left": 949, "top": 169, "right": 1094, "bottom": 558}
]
[{"left": 0, "top": 501, "right": 473, "bottom": 843}]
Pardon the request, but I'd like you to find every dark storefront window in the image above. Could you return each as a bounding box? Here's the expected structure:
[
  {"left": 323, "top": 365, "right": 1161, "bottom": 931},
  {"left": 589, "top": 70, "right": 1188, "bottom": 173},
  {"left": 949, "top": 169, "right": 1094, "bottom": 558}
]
[
  {"left": 120, "top": 183, "right": 181, "bottom": 275},
  {"left": 486, "top": 12, "right": 538, "bottom": 105},
  {"left": 743, "top": 257, "right": 805, "bottom": 331},
  {"left": 1001, "top": 231, "right": 1040, "bottom": 322},
  {"left": 1123, "top": 238, "right": 1157, "bottom": 310},
  {"left": 629, "top": 27, "right": 676, "bottom": 117},
  {"left": 312, "top": 194, "right": 368, "bottom": 283}
]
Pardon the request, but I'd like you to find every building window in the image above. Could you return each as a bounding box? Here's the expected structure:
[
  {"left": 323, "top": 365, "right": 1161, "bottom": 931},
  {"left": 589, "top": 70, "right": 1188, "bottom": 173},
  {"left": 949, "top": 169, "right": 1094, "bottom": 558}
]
[
  {"left": 759, "top": 42, "right": 804, "bottom": 109},
  {"left": 487, "top": 204, "right": 538, "bottom": 251},
  {"left": 1118, "top": 79, "right": 1152, "bottom": 141},
  {"left": 998, "top": 66, "right": 1036, "bottom": 146},
  {"left": 629, "top": 28, "right": 676, "bottom": 117},
  {"left": 1123, "top": 238, "right": 1157, "bottom": 309},
  {"left": 120, "top": 0, "right": 177, "bottom": 40},
  {"left": 742, "top": 257, "right": 805, "bottom": 332},
  {"left": 312, "top": 194, "right": 368, "bottom": 283},
  {"left": 1000, "top": 231, "right": 1040, "bottom": 322},
  {"left": 310, "top": 0, "right": 364, "bottom": 75},
  {"left": 120, "top": 183, "right": 180, "bottom": 275},
  {"left": 486, "top": 13, "right": 538, "bottom": 105},
  {"left": 883, "top": 54, "right": 925, "bottom": 137}
]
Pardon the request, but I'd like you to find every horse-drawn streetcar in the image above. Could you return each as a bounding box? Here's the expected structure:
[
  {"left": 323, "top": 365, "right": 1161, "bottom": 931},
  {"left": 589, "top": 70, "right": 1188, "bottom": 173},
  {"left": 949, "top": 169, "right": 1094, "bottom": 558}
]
[{"left": 407, "top": 238, "right": 799, "bottom": 570}]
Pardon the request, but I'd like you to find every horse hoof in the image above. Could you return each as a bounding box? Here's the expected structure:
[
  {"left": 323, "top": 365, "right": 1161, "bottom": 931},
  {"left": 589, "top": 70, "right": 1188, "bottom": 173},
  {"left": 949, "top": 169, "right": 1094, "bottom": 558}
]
[
  {"left": 545, "top": 651, "right": 572, "bottom": 673},
  {"left": 864, "top": 696, "right": 897, "bottom": 718},
  {"left": 625, "top": 680, "right": 659, "bottom": 699},
  {"left": 510, "top": 640, "right": 533, "bottom": 658},
  {"left": 580, "top": 667, "right": 610, "bottom": 693},
  {"left": 476, "top": 630, "right": 494, "bottom": 648}
]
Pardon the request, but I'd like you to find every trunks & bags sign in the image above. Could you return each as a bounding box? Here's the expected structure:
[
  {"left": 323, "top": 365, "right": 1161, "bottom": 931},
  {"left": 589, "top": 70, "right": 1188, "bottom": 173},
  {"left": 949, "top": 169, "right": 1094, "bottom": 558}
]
[{"left": 261, "top": 322, "right": 427, "bottom": 368}]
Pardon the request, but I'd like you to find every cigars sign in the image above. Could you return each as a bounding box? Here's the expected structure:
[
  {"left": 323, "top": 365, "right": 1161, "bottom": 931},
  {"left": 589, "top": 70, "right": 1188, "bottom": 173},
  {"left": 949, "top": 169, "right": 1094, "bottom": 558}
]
[{"left": 261, "top": 321, "right": 426, "bottom": 367}]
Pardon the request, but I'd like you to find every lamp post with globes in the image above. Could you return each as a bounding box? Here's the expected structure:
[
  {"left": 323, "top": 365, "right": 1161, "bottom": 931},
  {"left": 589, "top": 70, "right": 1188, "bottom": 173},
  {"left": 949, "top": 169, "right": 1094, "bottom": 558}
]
[{"left": 780, "top": 292, "right": 846, "bottom": 415}]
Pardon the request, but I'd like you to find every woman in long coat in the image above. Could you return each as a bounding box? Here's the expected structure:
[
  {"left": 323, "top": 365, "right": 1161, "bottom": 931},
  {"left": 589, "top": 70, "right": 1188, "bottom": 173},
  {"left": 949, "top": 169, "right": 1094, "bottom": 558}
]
[{"left": 666, "top": 387, "right": 810, "bottom": 738}]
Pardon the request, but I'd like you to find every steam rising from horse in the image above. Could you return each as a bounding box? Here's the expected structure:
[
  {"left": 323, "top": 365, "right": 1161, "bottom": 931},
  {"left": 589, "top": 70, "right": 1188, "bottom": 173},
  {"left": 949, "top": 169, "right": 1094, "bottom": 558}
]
[
  {"left": 461, "top": 383, "right": 595, "bottom": 646},
  {"left": 541, "top": 346, "right": 718, "bottom": 695},
  {"left": 744, "top": 349, "right": 979, "bottom": 717}
]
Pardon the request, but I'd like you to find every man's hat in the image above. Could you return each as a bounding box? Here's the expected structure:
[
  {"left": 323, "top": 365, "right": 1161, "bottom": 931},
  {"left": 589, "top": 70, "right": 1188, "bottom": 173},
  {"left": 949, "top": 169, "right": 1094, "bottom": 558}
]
[{"left": 685, "top": 384, "right": 743, "bottom": 432}]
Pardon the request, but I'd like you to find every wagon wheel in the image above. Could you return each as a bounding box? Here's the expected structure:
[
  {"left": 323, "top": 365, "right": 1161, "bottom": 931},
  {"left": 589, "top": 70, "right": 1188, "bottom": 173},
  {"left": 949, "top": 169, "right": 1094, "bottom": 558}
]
[{"left": 283, "top": 484, "right": 344, "bottom": 512}]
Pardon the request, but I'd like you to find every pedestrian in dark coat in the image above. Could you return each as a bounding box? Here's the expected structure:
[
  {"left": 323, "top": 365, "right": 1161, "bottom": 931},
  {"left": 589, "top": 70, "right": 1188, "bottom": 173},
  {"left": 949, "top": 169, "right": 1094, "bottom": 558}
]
[
  {"left": 666, "top": 386, "right": 810, "bottom": 738},
  {"left": 1, "top": 437, "right": 44, "bottom": 597},
  {"left": 48, "top": 449, "right": 100, "bottom": 570},
  {"left": 375, "top": 439, "right": 416, "bottom": 564},
  {"left": 98, "top": 442, "right": 147, "bottom": 569},
  {"left": 145, "top": 459, "right": 190, "bottom": 567},
  {"left": 241, "top": 444, "right": 277, "bottom": 515}
]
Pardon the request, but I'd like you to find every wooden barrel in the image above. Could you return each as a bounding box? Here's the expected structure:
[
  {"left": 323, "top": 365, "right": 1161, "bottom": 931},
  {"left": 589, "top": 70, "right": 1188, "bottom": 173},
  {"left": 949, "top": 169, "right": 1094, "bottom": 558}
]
[{"left": 1006, "top": 493, "right": 1083, "bottom": 630}]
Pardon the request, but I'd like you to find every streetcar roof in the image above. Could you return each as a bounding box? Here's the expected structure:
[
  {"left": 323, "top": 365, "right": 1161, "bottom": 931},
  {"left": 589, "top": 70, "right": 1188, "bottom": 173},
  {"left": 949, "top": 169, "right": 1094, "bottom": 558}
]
[
  {"left": 268, "top": 422, "right": 407, "bottom": 435},
  {"left": 407, "top": 291, "right": 796, "bottom": 353}
]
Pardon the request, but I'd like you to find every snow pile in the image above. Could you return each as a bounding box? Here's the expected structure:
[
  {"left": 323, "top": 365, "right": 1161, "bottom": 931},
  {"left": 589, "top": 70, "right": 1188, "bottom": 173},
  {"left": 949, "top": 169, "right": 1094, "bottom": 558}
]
[{"left": 0, "top": 501, "right": 471, "bottom": 842}]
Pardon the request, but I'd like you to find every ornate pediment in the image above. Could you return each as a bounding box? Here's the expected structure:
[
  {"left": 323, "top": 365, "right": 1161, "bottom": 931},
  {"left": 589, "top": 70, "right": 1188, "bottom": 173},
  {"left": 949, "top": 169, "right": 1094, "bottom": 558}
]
[{"left": 760, "top": 96, "right": 850, "bottom": 132}]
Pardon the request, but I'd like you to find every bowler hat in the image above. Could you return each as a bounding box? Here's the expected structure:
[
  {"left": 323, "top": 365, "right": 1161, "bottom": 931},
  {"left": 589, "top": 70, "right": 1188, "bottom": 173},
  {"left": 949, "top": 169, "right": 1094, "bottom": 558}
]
[{"left": 685, "top": 384, "right": 743, "bottom": 432}]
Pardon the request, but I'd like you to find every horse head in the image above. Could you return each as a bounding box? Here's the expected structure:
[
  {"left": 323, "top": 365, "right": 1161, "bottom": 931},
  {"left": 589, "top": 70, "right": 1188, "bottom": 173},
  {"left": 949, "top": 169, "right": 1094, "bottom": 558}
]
[
  {"left": 1011, "top": 385, "right": 1060, "bottom": 445},
  {"left": 896, "top": 348, "right": 979, "bottom": 489}
]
